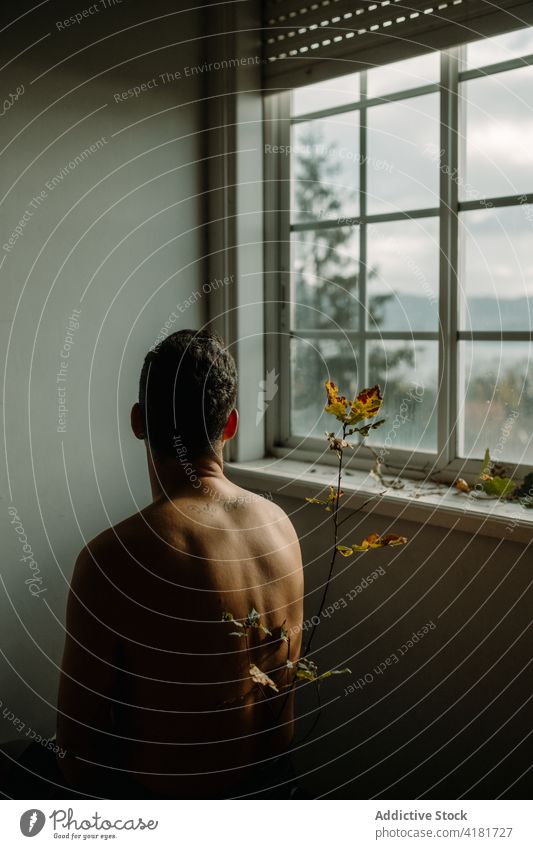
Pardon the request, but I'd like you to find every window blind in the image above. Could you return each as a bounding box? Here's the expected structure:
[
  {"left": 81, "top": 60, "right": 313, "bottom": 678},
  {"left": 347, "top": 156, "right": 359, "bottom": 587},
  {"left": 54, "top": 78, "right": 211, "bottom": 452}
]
[{"left": 262, "top": 0, "right": 533, "bottom": 90}]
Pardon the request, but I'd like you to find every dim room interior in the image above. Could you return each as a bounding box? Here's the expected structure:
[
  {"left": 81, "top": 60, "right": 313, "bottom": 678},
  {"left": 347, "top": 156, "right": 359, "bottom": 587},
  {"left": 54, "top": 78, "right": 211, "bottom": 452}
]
[{"left": 0, "top": 0, "right": 532, "bottom": 800}]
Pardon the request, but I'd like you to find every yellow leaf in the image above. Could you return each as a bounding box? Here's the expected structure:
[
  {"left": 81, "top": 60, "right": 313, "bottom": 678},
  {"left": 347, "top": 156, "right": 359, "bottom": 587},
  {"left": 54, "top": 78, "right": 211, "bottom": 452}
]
[
  {"left": 306, "top": 486, "right": 344, "bottom": 510},
  {"left": 351, "top": 533, "right": 407, "bottom": 551},
  {"left": 324, "top": 380, "right": 348, "bottom": 420},
  {"left": 379, "top": 534, "right": 408, "bottom": 547},
  {"left": 336, "top": 545, "right": 354, "bottom": 557},
  {"left": 249, "top": 664, "right": 279, "bottom": 692},
  {"left": 347, "top": 384, "right": 383, "bottom": 425},
  {"left": 327, "top": 485, "right": 344, "bottom": 503}
]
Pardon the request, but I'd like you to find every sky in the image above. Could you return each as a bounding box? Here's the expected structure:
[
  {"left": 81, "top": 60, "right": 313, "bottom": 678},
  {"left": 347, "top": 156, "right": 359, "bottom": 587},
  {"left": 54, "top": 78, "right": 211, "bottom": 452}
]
[{"left": 291, "top": 29, "right": 533, "bottom": 300}]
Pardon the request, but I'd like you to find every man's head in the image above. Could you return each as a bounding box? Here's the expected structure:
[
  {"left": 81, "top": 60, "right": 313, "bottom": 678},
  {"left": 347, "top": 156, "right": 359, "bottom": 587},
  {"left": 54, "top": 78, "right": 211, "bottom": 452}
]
[{"left": 132, "top": 329, "right": 238, "bottom": 461}]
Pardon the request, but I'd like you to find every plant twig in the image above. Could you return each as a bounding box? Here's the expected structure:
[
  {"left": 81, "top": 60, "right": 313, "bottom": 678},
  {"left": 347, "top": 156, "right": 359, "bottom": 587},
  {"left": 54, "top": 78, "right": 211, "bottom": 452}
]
[
  {"left": 293, "top": 681, "right": 323, "bottom": 746},
  {"left": 223, "top": 381, "right": 408, "bottom": 752},
  {"left": 244, "top": 631, "right": 277, "bottom": 719},
  {"left": 336, "top": 491, "right": 386, "bottom": 528},
  {"left": 303, "top": 423, "right": 346, "bottom": 658},
  {"left": 275, "top": 633, "right": 297, "bottom": 723}
]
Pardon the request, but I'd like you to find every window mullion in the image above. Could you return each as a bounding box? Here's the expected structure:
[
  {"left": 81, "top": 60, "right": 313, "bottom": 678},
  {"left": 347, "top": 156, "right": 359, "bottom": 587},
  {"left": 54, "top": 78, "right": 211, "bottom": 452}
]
[
  {"left": 359, "top": 70, "right": 368, "bottom": 388},
  {"left": 438, "top": 47, "right": 460, "bottom": 470},
  {"left": 265, "top": 92, "right": 291, "bottom": 449},
  {"left": 279, "top": 94, "right": 292, "bottom": 446}
]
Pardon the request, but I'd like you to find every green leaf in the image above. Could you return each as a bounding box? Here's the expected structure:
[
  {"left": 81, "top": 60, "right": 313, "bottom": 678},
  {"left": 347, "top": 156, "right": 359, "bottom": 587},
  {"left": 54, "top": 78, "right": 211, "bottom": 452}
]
[
  {"left": 477, "top": 447, "right": 491, "bottom": 482},
  {"left": 354, "top": 418, "right": 386, "bottom": 438},
  {"left": 482, "top": 476, "right": 517, "bottom": 499},
  {"left": 482, "top": 447, "right": 491, "bottom": 477},
  {"left": 319, "top": 667, "right": 352, "bottom": 680},
  {"left": 473, "top": 447, "right": 517, "bottom": 499},
  {"left": 222, "top": 611, "right": 246, "bottom": 632},
  {"left": 244, "top": 608, "right": 272, "bottom": 635},
  {"left": 306, "top": 486, "right": 345, "bottom": 510},
  {"left": 297, "top": 659, "right": 317, "bottom": 672},
  {"left": 246, "top": 607, "right": 260, "bottom": 627},
  {"left": 291, "top": 658, "right": 319, "bottom": 682},
  {"left": 222, "top": 611, "right": 235, "bottom": 622},
  {"left": 336, "top": 545, "right": 354, "bottom": 557},
  {"left": 295, "top": 667, "right": 317, "bottom": 682}
]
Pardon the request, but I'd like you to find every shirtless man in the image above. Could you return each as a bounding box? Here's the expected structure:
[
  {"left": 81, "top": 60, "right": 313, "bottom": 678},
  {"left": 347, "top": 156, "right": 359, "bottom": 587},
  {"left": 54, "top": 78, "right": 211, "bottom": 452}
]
[{"left": 56, "top": 329, "right": 304, "bottom": 799}]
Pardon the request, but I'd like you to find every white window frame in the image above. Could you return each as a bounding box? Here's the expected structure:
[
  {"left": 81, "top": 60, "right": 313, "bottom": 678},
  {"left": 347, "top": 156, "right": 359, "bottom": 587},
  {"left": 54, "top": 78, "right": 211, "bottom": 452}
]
[{"left": 263, "top": 45, "right": 533, "bottom": 484}]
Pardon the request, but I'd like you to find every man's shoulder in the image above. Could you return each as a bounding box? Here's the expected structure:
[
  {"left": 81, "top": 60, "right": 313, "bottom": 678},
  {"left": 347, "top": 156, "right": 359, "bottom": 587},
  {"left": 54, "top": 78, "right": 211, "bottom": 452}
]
[
  {"left": 74, "top": 508, "right": 154, "bottom": 576},
  {"left": 229, "top": 488, "right": 299, "bottom": 541},
  {"left": 237, "top": 487, "right": 294, "bottom": 521}
]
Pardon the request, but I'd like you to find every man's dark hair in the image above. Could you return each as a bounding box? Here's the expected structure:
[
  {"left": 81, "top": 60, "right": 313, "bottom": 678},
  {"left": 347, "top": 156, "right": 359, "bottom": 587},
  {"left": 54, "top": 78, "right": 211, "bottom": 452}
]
[{"left": 139, "top": 329, "right": 237, "bottom": 459}]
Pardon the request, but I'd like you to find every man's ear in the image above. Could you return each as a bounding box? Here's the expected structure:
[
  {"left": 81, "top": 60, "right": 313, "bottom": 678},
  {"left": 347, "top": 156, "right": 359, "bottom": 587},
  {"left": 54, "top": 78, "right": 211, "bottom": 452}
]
[
  {"left": 221, "top": 408, "right": 239, "bottom": 443},
  {"left": 131, "top": 403, "right": 145, "bottom": 440}
]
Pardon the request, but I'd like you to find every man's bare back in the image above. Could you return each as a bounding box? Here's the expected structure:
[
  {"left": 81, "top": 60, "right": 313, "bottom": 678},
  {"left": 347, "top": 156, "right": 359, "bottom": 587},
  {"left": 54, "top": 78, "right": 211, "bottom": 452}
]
[{"left": 57, "top": 477, "right": 304, "bottom": 798}]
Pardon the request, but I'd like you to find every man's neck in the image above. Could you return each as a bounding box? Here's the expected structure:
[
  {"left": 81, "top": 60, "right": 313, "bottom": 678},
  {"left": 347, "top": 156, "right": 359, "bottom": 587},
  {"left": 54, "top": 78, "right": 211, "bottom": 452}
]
[{"left": 146, "top": 447, "right": 226, "bottom": 502}]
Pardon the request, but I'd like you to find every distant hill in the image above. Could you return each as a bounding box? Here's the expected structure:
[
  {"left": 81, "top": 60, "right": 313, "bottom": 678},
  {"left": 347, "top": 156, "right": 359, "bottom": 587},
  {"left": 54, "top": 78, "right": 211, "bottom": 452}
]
[
  {"left": 461, "top": 296, "right": 533, "bottom": 331},
  {"left": 372, "top": 294, "right": 533, "bottom": 331}
]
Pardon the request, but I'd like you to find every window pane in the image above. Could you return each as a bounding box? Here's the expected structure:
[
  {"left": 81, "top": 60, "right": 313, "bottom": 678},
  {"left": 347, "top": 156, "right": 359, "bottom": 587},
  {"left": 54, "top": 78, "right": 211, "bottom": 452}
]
[
  {"left": 292, "top": 73, "right": 360, "bottom": 117},
  {"left": 459, "top": 206, "right": 533, "bottom": 331},
  {"left": 367, "top": 52, "right": 439, "bottom": 100},
  {"left": 465, "top": 27, "right": 533, "bottom": 70},
  {"left": 366, "top": 217, "right": 439, "bottom": 331},
  {"left": 290, "top": 336, "right": 361, "bottom": 438},
  {"left": 461, "top": 66, "right": 533, "bottom": 200},
  {"left": 291, "top": 113, "right": 359, "bottom": 224},
  {"left": 459, "top": 341, "right": 533, "bottom": 464},
  {"left": 291, "top": 227, "right": 359, "bottom": 330},
  {"left": 366, "top": 341, "right": 438, "bottom": 453},
  {"left": 366, "top": 93, "right": 439, "bottom": 214}
]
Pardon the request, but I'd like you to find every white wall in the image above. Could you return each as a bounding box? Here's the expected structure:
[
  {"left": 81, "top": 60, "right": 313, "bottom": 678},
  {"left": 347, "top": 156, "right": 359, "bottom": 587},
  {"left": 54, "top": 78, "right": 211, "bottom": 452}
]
[{"left": 0, "top": 3, "right": 207, "bottom": 742}]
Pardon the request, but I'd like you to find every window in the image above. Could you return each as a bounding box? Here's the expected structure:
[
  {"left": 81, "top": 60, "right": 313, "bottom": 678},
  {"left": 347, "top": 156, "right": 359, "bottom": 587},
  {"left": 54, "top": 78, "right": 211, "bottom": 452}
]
[{"left": 264, "top": 30, "right": 533, "bottom": 476}]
